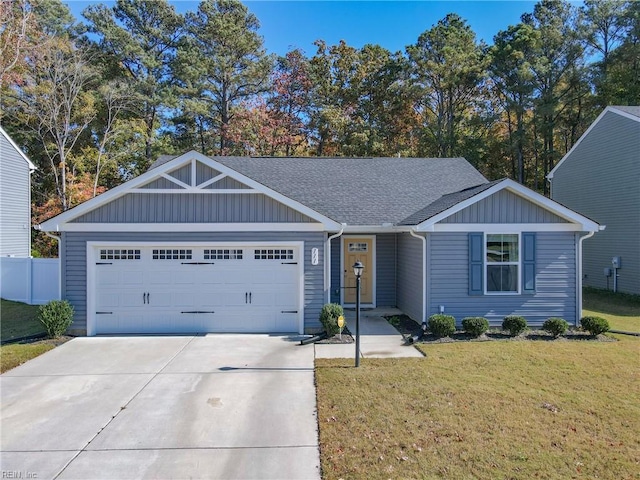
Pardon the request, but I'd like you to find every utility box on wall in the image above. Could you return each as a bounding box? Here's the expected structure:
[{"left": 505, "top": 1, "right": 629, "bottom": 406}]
[{"left": 611, "top": 257, "right": 622, "bottom": 269}]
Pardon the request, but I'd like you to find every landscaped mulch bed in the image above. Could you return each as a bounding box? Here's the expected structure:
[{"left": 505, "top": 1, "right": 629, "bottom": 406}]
[
  {"left": 385, "top": 314, "right": 616, "bottom": 343},
  {"left": 315, "top": 328, "right": 354, "bottom": 344}
]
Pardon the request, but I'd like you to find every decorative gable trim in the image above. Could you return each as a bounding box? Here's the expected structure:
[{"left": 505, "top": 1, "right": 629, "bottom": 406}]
[
  {"left": 548, "top": 107, "right": 640, "bottom": 180},
  {"left": 37, "top": 151, "right": 341, "bottom": 232},
  {"left": 414, "top": 179, "right": 599, "bottom": 233},
  {"left": 0, "top": 126, "right": 36, "bottom": 171}
]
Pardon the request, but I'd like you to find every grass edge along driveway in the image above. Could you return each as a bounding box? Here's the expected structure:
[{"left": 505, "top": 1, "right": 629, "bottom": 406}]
[{"left": 316, "top": 336, "right": 639, "bottom": 479}]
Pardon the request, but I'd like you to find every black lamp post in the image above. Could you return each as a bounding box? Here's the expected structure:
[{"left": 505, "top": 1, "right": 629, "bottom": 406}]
[{"left": 353, "top": 261, "right": 364, "bottom": 367}]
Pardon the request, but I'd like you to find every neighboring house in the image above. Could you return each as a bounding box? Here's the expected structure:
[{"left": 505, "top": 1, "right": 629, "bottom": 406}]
[
  {"left": 0, "top": 126, "right": 36, "bottom": 257},
  {"left": 548, "top": 106, "right": 640, "bottom": 295},
  {"left": 37, "top": 151, "right": 599, "bottom": 336}
]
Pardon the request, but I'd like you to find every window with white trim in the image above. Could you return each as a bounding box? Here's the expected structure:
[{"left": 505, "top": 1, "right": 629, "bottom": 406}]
[
  {"left": 152, "top": 249, "right": 193, "bottom": 260},
  {"left": 254, "top": 249, "right": 294, "bottom": 260},
  {"left": 485, "top": 234, "right": 519, "bottom": 293},
  {"left": 100, "top": 249, "right": 141, "bottom": 260},
  {"left": 204, "top": 249, "right": 243, "bottom": 260}
]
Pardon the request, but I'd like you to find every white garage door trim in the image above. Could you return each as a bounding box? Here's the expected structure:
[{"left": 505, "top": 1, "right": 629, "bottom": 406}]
[{"left": 86, "top": 241, "right": 304, "bottom": 336}]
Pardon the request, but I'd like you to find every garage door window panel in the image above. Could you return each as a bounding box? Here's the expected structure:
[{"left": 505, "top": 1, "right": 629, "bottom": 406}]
[
  {"left": 254, "top": 249, "right": 294, "bottom": 260},
  {"left": 152, "top": 249, "right": 193, "bottom": 260},
  {"left": 204, "top": 249, "right": 243, "bottom": 260},
  {"left": 100, "top": 249, "right": 141, "bottom": 260}
]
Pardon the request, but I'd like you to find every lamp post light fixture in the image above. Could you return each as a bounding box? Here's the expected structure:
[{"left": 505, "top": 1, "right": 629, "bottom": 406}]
[{"left": 353, "top": 261, "right": 364, "bottom": 367}]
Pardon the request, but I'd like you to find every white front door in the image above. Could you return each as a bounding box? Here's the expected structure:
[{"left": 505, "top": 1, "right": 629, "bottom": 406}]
[{"left": 90, "top": 244, "right": 302, "bottom": 335}]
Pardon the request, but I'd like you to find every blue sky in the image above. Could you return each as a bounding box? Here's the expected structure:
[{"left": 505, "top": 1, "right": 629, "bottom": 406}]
[{"left": 64, "top": 1, "right": 560, "bottom": 55}]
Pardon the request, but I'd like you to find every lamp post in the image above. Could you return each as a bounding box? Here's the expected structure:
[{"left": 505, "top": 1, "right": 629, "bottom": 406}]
[{"left": 353, "top": 261, "right": 364, "bottom": 367}]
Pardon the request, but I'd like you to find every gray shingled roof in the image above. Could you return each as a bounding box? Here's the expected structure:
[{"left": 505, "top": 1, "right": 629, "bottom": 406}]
[
  {"left": 611, "top": 106, "right": 640, "bottom": 118},
  {"left": 150, "top": 155, "right": 488, "bottom": 226},
  {"left": 399, "top": 179, "right": 504, "bottom": 225}
]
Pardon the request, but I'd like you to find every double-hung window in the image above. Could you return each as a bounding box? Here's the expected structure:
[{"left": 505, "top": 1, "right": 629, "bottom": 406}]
[{"left": 485, "top": 234, "right": 519, "bottom": 294}]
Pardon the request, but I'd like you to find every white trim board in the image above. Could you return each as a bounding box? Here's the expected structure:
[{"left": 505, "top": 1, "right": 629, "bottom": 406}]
[
  {"left": 548, "top": 107, "right": 640, "bottom": 180},
  {"left": 414, "top": 179, "right": 600, "bottom": 233},
  {"left": 0, "top": 126, "right": 36, "bottom": 171},
  {"left": 38, "top": 151, "right": 341, "bottom": 232},
  {"left": 51, "top": 223, "right": 325, "bottom": 233}
]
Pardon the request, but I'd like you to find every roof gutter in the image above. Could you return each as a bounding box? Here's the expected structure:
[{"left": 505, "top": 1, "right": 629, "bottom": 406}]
[
  {"left": 576, "top": 229, "right": 600, "bottom": 326},
  {"left": 325, "top": 224, "right": 346, "bottom": 304},
  {"left": 410, "top": 228, "right": 427, "bottom": 324}
]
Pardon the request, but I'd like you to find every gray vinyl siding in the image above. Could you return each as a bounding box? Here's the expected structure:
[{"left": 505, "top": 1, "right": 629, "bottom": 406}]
[
  {"left": 0, "top": 134, "right": 31, "bottom": 257},
  {"left": 397, "top": 233, "right": 424, "bottom": 322},
  {"left": 429, "top": 232, "right": 577, "bottom": 326},
  {"left": 376, "top": 233, "right": 397, "bottom": 306},
  {"left": 441, "top": 190, "right": 565, "bottom": 223},
  {"left": 328, "top": 234, "right": 397, "bottom": 306},
  {"left": 61, "top": 231, "right": 325, "bottom": 334},
  {"left": 71, "top": 193, "right": 316, "bottom": 223},
  {"left": 551, "top": 111, "right": 640, "bottom": 294},
  {"left": 330, "top": 237, "right": 341, "bottom": 304}
]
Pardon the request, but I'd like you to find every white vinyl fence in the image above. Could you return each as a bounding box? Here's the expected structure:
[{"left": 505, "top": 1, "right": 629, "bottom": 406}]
[{"left": 0, "top": 257, "right": 60, "bottom": 305}]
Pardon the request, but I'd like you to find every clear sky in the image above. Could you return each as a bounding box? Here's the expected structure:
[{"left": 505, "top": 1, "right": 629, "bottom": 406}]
[{"left": 64, "top": 0, "right": 565, "bottom": 56}]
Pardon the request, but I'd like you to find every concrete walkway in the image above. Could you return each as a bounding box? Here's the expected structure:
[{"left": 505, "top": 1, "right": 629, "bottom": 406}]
[{"left": 314, "top": 308, "right": 424, "bottom": 359}]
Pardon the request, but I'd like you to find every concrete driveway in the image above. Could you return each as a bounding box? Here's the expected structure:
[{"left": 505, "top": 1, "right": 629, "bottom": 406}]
[{"left": 1, "top": 335, "right": 320, "bottom": 480}]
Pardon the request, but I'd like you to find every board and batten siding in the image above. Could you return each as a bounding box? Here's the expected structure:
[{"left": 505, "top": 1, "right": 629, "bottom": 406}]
[
  {"left": 0, "top": 134, "right": 31, "bottom": 257},
  {"left": 376, "top": 233, "right": 397, "bottom": 306},
  {"left": 428, "top": 232, "right": 577, "bottom": 325},
  {"left": 441, "top": 189, "right": 566, "bottom": 223},
  {"left": 61, "top": 231, "right": 325, "bottom": 334},
  {"left": 71, "top": 193, "right": 316, "bottom": 224},
  {"left": 551, "top": 111, "right": 640, "bottom": 294},
  {"left": 396, "top": 233, "right": 423, "bottom": 322}
]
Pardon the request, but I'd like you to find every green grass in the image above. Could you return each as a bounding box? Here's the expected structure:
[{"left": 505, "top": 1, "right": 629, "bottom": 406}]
[
  {"left": 316, "top": 337, "right": 639, "bottom": 479},
  {"left": 1, "top": 299, "right": 45, "bottom": 341},
  {"left": 0, "top": 342, "right": 56, "bottom": 373},
  {"left": 583, "top": 287, "right": 640, "bottom": 333}
]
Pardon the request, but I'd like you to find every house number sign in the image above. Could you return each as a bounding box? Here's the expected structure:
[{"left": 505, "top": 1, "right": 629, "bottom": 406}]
[{"left": 311, "top": 248, "right": 319, "bottom": 265}]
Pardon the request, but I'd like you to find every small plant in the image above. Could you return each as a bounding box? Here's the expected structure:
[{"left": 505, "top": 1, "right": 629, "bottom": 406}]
[
  {"left": 543, "top": 317, "right": 569, "bottom": 337},
  {"left": 38, "top": 300, "right": 74, "bottom": 338},
  {"left": 580, "top": 316, "right": 610, "bottom": 336},
  {"left": 462, "top": 317, "right": 489, "bottom": 337},
  {"left": 319, "top": 303, "right": 344, "bottom": 336},
  {"left": 428, "top": 314, "right": 456, "bottom": 338},
  {"left": 388, "top": 316, "right": 400, "bottom": 327},
  {"left": 502, "top": 316, "right": 528, "bottom": 336}
]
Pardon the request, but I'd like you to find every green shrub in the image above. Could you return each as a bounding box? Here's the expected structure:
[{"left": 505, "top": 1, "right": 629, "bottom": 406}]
[
  {"left": 319, "top": 303, "right": 344, "bottom": 336},
  {"left": 462, "top": 317, "right": 489, "bottom": 337},
  {"left": 428, "top": 314, "right": 456, "bottom": 338},
  {"left": 502, "top": 316, "right": 528, "bottom": 336},
  {"left": 38, "top": 300, "right": 74, "bottom": 338},
  {"left": 543, "top": 317, "right": 568, "bottom": 337},
  {"left": 580, "top": 316, "right": 610, "bottom": 336}
]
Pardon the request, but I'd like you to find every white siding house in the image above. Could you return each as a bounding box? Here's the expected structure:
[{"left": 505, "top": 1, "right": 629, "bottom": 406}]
[
  {"left": 0, "top": 127, "right": 35, "bottom": 257},
  {"left": 549, "top": 106, "right": 640, "bottom": 295}
]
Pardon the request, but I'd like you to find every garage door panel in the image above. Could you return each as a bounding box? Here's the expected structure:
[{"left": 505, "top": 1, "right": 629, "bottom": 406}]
[{"left": 92, "top": 245, "right": 302, "bottom": 335}]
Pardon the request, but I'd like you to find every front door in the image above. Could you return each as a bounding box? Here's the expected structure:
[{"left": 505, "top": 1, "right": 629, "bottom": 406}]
[{"left": 343, "top": 237, "right": 373, "bottom": 304}]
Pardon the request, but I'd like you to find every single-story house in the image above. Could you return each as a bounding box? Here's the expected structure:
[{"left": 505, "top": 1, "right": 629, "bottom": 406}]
[{"left": 37, "top": 151, "right": 599, "bottom": 336}]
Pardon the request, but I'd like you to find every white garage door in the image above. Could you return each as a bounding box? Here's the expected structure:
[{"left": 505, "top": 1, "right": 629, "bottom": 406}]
[{"left": 90, "top": 245, "right": 302, "bottom": 334}]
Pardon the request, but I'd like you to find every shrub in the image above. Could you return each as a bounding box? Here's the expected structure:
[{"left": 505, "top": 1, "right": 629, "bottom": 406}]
[
  {"left": 502, "top": 316, "right": 528, "bottom": 336},
  {"left": 319, "top": 303, "right": 344, "bottom": 336},
  {"left": 580, "top": 316, "right": 610, "bottom": 336},
  {"left": 38, "top": 300, "right": 74, "bottom": 338},
  {"left": 543, "top": 317, "right": 569, "bottom": 337},
  {"left": 428, "top": 314, "right": 456, "bottom": 338},
  {"left": 462, "top": 317, "right": 489, "bottom": 337}
]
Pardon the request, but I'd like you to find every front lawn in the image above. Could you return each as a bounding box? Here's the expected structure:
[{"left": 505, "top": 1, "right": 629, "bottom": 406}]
[
  {"left": 1, "top": 299, "right": 45, "bottom": 341},
  {"left": 316, "top": 337, "right": 639, "bottom": 479},
  {"left": 583, "top": 287, "right": 640, "bottom": 333}
]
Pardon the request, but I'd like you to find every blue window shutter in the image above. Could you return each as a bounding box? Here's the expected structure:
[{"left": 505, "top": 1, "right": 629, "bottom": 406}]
[
  {"left": 469, "top": 233, "right": 483, "bottom": 295},
  {"left": 522, "top": 232, "right": 536, "bottom": 294}
]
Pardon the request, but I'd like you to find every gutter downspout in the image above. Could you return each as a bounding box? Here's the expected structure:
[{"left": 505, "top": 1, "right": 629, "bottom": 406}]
[
  {"left": 36, "top": 225, "right": 62, "bottom": 301},
  {"left": 410, "top": 228, "right": 427, "bottom": 324},
  {"left": 325, "top": 224, "right": 346, "bottom": 304},
  {"left": 576, "top": 229, "right": 598, "bottom": 326}
]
